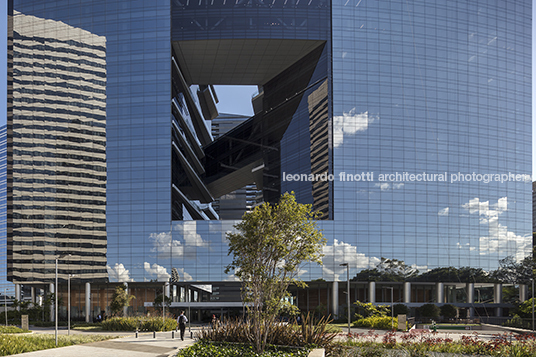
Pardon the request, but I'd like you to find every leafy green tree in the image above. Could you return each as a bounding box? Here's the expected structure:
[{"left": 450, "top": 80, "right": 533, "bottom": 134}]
[
  {"left": 492, "top": 255, "right": 534, "bottom": 284},
  {"left": 153, "top": 293, "right": 172, "bottom": 313},
  {"left": 353, "top": 301, "right": 390, "bottom": 319},
  {"left": 413, "top": 266, "right": 495, "bottom": 283},
  {"left": 353, "top": 258, "right": 418, "bottom": 282},
  {"left": 110, "top": 285, "right": 135, "bottom": 317},
  {"left": 393, "top": 304, "right": 409, "bottom": 316},
  {"left": 516, "top": 298, "right": 536, "bottom": 318},
  {"left": 440, "top": 304, "right": 457, "bottom": 319},
  {"left": 225, "top": 192, "right": 326, "bottom": 354},
  {"left": 417, "top": 304, "right": 440, "bottom": 320}
]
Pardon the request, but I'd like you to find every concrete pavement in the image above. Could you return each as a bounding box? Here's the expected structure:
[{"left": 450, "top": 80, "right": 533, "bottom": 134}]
[{"left": 8, "top": 328, "right": 199, "bottom": 357}]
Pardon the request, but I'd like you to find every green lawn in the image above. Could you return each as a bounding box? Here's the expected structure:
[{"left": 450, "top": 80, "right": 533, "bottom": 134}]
[{"left": 0, "top": 333, "right": 117, "bottom": 356}]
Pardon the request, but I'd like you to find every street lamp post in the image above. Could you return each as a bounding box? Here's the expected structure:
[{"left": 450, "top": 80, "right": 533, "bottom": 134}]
[
  {"left": 386, "top": 287, "right": 394, "bottom": 331},
  {"left": 163, "top": 282, "right": 169, "bottom": 331},
  {"left": 4, "top": 288, "right": 6, "bottom": 326},
  {"left": 68, "top": 274, "right": 76, "bottom": 336},
  {"left": 55, "top": 254, "right": 71, "bottom": 346},
  {"left": 339, "top": 263, "right": 350, "bottom": 335},
  {"left": 530, "top": 278, "right": 534, "bottom": 333}
]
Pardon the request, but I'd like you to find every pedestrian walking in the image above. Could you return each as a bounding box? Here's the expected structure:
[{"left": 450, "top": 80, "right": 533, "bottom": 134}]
[{"left": 177, "top": 311, "right": 188, "bottom": 341}]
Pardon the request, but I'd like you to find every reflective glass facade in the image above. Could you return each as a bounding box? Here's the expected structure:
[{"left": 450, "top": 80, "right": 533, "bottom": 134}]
[
  {"left": 329, "top": 0, "right": 531, "bottom": 277},
  {"left": 0, "top": 125, "right": 13, "bottom": 293},
  {"left": 7, "top": 0, "right": 531, "bottom": 285}
]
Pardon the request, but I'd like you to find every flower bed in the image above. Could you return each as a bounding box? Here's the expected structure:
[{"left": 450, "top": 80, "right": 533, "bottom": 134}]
[
  {"left": 176, "top": 341, "right": 310, "bottom": 357},
  {"left": 334, "top": 330, "right": 536, "bottom": 357}
]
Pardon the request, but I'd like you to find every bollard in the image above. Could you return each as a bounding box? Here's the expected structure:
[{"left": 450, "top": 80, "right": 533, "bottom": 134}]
[
  {"left": 172, "top": 331, "right": 175, "bottom": 339},
  {"left": 135, "top": 329, "right": 138, "bottom": 338},
  {"left": 190, "top": 331, "right": 193, "bottom": 339},
  {"left": 153, "top": 331, "right": 156, "bottom": 338}
]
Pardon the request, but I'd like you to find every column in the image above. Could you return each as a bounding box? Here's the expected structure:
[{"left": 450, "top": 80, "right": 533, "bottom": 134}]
[
  {"left": 466, "top": 283, "right": 474, "bottom": 318},
  {"left": 15, "top": 285, "right": 21, "bottom": 311},
  {"left": 49, "top": 283, "right": 54, "bottom": 322},
  {"left": 165, "top": 283, "right": 170, "bottom": 297},
  {"left": 436, "top": 283, "right": 444, "bottom": 303},
  {"left": 368, "top": 281, "right": 376, "bottom": 303},
  {"left": 30, "top": 286, "right": 35, "bottom": 305},
  {"left": 85, "top": 282, "right": 91, "bottom": 323},
  {"left": 494, "top": 283, "right": 502, "bottom": 317},
  {"left": 331, "top": 281, "right": 338, "bottom": 319},
  {"left": 123, "top": 283, "right": 128, "bottom": 317},
  {"left": 404, "top": 282, "right": 411, "bottom": 303},
  {"left": 519, "top": 284, "right": 528, "bottom": 302}
]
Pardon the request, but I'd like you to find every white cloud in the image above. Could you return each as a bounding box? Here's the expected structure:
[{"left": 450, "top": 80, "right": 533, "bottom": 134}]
[
  {"left": 376, "top": 183, "right": 391, "bottom": 191},
  {"left": 438, "top": 207, "right": 449, "bottom": 216},
  {"left": 144, "top": 262, "right": 171, "bottom": 282},
  {"left": 322, "top": 239, "right": 380, "bottom": 281},
  {"left": 176, "top": 268, "right": 193, "bottom": 282},
  {"left": 224, "top": 273, "right": 241, "bottom": 282},
  {"left": 480, "top": 222, "right": 530, "bottom": 261},
  {"left": 149, "top": 226, "right": 209, "bottom": 258},
  {"left": 149, "top": 232, "right": 183, "bottom": 257},
  {"left": 375, "top": 182, "right": 404, "bottom": 191},
  {"left": 462, "top": 197, "right": 507, "bottom": 223},
  {"left": 461, "top": 197, "right": 530, "bottom": 260},
  {"left": 333, "top": 109, "right": 378, "bottom": 148},
  {"left": 107, "top": 263, "right": 133, "bottom": 282},
  {"left": 183, "top": 222, "right": 209, "bottom": 248}
]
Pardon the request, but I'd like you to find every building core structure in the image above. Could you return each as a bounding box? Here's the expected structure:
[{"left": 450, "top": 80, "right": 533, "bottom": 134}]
[{"left": 6, "top": 0, "right": 532, "bottom": 320}]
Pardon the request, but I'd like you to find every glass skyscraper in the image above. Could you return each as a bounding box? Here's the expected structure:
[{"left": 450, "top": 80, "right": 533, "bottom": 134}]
[{"left": 7, "top": 0, "right": 531, "bottom": 290}]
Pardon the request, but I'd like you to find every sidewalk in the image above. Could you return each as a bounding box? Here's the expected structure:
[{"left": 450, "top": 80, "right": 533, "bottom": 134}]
[{"left": 9, "top": 328, "right": 198, "bottom": 357}]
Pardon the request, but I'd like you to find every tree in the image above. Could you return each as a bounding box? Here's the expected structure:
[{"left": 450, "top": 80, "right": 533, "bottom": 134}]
[
  {"left": 153, "top": 293, "right": 172, "bottom": 313},
  {"left": 393, "top": 304, "right": 409, "bottom": 316},
  {"left": 440, "top": 304, "right": 457, "bottom": 319},
  {"left": 353, "top": 258, "right": 418, "bottom": 282},
  {"left": 353, "top": 301, "right": 390, "bottom": 319},
  {"left": 110, "top": 285, "right": 135, "bottom": 316},
  {"left": 493, "top": 255, "right": 534, "bottom": 284},
  {"left": 413, "top": 266, "right": 495, "bottom": 283},
  {"left": 417, "top": 304, "right": 440, "bottom": 320},
  {"left": 517, "top": 298, "right": 536, "bottom": 318},
  {"left": 225, "top": 192, "right": 326, "bottom": 354}
]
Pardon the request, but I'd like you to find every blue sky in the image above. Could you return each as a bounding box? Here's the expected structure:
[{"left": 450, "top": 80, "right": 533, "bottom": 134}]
[{"left": 0, "top": 3, "right": 534, "bottom": 177}]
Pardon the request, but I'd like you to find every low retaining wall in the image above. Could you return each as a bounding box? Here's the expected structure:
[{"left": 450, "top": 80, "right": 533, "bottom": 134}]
[{"left": 309, "top": 348, "right": 325, "bottom": 357}]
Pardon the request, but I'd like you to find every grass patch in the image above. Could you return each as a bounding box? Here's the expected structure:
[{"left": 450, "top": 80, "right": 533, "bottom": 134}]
[
  {"left": 176, "top": 340, "right": 310, "bottom": 357},
  {"left": 0, "top": 326, "right": 29, "bottom": 334},
  {"left": 436, "top": 323, "right": 480, "bottom": 327},
  {"left": 72, "top": 325, "right": 104, "bottom": 331},
  {"left": 0, "top": 333, "right": 116, "bottom": 356}
]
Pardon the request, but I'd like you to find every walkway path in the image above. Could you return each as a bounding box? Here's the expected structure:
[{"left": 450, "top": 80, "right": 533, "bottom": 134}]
[{"left": 9, "top": 328, "right": 199, "bottom": 357}]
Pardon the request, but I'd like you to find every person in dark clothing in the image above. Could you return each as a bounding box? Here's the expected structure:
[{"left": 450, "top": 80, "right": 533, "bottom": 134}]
[{"left": 177, "top": 311, "right": 188, "bottom": 340}]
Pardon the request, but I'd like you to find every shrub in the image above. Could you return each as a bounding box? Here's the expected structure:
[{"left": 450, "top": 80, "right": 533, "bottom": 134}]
[
  {"left": 392, "top": 304, "right": 409, "bottom": 316},
  {"left": 177, "top": 340, "right": 310, "bottom": 357},
  {"left": 417, "top": 304, "right": 440, "bottom": 320},
  {"left": 100, "top": 316, "right": 176, "bottom": 331},
  {"left": 440, "top": 304, "right": 457, "bottom": 319},
  {"left": 0, "top": 325, "right": 29, "bottom": 334},
  {"left": 198, "top": 313, "right": 337, "bottom": 354},
  {"left": 353, "top": 301, "right": 390, "bottom": 319},
  {"left": 353, "top": 316, "right": 397, "bottom": 330}
]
